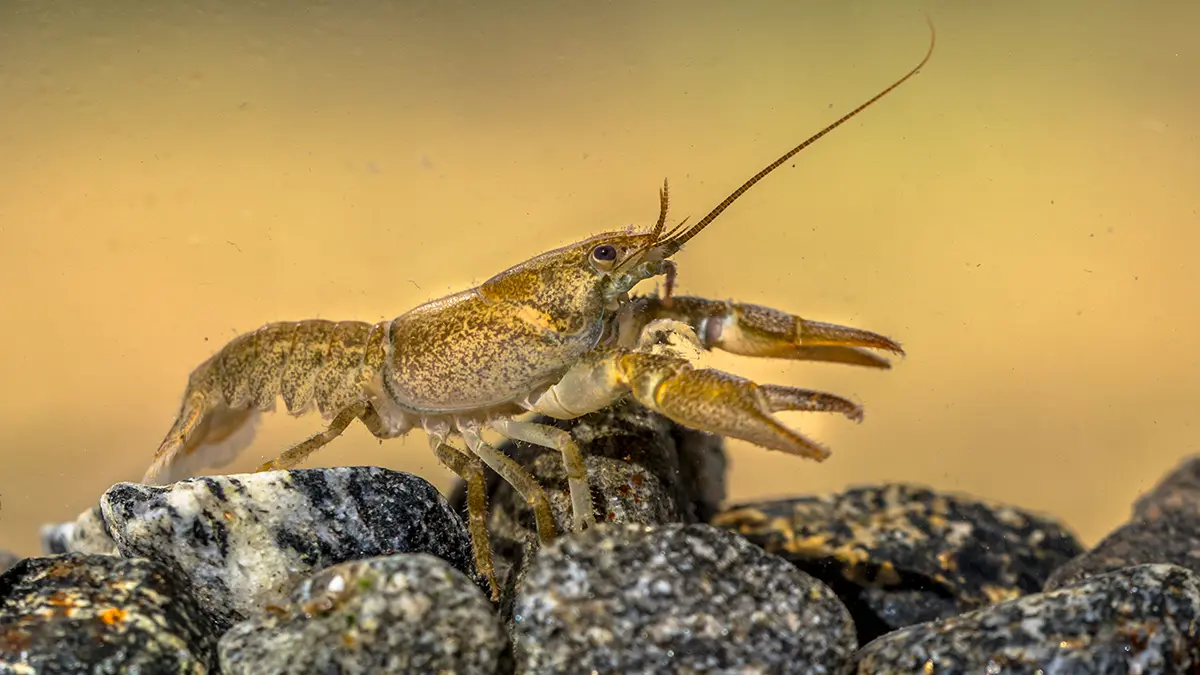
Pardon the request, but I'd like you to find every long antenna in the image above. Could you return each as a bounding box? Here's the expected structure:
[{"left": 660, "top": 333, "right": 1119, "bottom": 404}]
[{"left": 660, "top": 16, "right": 937, "bottom": 255}]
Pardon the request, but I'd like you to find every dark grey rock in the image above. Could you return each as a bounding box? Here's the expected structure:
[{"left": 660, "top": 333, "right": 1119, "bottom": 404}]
[
  {"left": 1133, "top": 454, "right": 1200, "bottom": 520},
  {"left": 854, "top": 563, "right": 1200, "bottom": 674},
  {"left": 855, "top": 587, "right": 959, "bottom": 632},
  {"left": 712, "top": 483, "right": 1085, "bottom": 643},
  {"left": 513, "top": 522, "right": 855, "bottom": 674},
  {"left": 448, "top": 399, "right": 727, "bottom": 611},
  {"left": 0, "top": 551, "right": 17, "bottom": 575},
  {"left": 0, "top": 552, "right": 215, "bottom": 673},
  {"left": 1048, "top": 455, "right": 1200, "bottom": 591},
  {"left": 99, "top": 466, "right": 475, "bottom": 631},
  {"left": 40, "top": 503, "right": 117, "bottom": 555},
  {"left": 219, "top": 553, "right": 509, "bottom": 675},
  {"left": 1045, "top": 507, "right": 1200, "bottom": 592}
]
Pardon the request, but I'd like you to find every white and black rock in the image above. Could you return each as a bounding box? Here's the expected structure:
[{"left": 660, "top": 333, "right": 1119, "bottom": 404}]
[
  {"left": 219, "top": 553, "right": 509, "bottom": 674},
  {"left": 449, "top": 398, "right": 728, "bottom": 612},
  {"left": 40, "top": 502, "right": 117, "bottom": 556},
  {"left": 712, "top": 484, "right": 1085, "bottom": 642},
  {"left": 0, "top": 553, "right": 216, "bottom": 673},
  {"left": 512, "top": 522, "right": 856, "bottom": 674},
  {"left": 854, "top": 563, "right": 1200, "bottom": 673},
  {"left": 99, "top": 466, "right": 476, "bottom": 631},
  {"left": 1047, "top": 454, "right": 1200, "bottom": 591}
]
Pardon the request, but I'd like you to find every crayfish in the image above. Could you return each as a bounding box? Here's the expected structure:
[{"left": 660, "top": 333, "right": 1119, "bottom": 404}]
[{"left": 142, "top": 20, "right": 935, "bottom": 600}]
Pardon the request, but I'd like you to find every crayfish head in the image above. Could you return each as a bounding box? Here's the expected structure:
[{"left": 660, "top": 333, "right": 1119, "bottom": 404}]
[
  {"left": 478, "top": 179, "right": 691, "bottom": 335},
  {"left": 477, "top": 229, "right": 671, "bottom": 336},
  {"left": 589, "top": 231, "right": 676, "bottom": 306}
]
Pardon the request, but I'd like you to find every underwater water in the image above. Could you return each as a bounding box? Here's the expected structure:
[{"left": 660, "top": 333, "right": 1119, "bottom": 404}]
[{"left": 0, "top": 0, "right": 1197, "bottom": 557}]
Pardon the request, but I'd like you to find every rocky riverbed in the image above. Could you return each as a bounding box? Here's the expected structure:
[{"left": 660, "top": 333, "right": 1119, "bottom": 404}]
[{"left": 4, "top": 399, "right": 1199, "bottom": 673}]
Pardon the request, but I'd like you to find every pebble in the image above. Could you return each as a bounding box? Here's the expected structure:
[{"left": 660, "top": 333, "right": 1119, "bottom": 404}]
[
  {"left": 0, "top": 550, "right": 17, "bottom": 575},
  {"left": 712, "top": 483, "right": 1084, "bottom": 642},
  {"left": 0, "top": 552, "right": 216, "bottom": 672},
  {"left": 40, "top": 502, "right": 117, "bottom": 556},
  {"left": 218, "top": 553, "right": 509, "bottom": 675},
  {"left": 99, "top": 466, "right": 475, "bottom": 630},
  {"left": 1047, "top": 454, "right": 1200, "bottom": 590},
  {"left": 1133, "top": 454, "right": 1200, "bottom": 520},
  {"left": 854, "top": 563, "right": 1200, "bottom": 673},
  {"left": 512, "top": 522, "right": 856, "bottom": 674}
]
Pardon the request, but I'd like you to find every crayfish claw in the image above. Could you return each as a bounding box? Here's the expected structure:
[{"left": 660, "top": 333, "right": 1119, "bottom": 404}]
[
  {"left": 624, "top": 295, "right": 903, "bottom": 369},
  {"left": 622, "top": 358, "right": 837, "bottom": 462}
]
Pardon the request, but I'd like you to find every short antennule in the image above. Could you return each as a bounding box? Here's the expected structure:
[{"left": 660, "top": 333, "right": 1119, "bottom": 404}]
[{"left": 649, "top": 178, "right": 669, "bottom": 241}]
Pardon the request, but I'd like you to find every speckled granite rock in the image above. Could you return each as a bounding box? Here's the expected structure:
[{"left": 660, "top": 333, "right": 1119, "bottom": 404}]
[
  {"left": 712, "top": 483, "right": 1085, "bottom": 642},
  {"left": 512, "top": 522, "right": 855, "bottom": 674},
  {"left": 219, "top": 553, "right": 508, "bottom": 675},
  {"left": 40, "top": 502, "right": 117, "bottom": 555},
  {"left": 0, "top": 553, "right": 216, "bottom": 672},
  {"left": 854, "top": 563, "right": 1200, "bottom": 673},
  {"left": 99, "top": 466, "right": 475, "bottom": 631},
  {"left": 1047, "top": 455, "right": 1200, "bottom": 591},
  {"left": 448, "top": 399, "right": 727, "bottom": 611}
]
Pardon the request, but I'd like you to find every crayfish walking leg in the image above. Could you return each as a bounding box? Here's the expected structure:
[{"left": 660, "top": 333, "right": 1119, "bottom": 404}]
[
  {"left": 488, "top": 419, "right": 597, "bottom": 532},
  {"left": 255, "top": 400, "right": 373, "bottom": 472},
  {"left": 431, "top": 440, "right": 499, "bottom": 600},
  {"left": 459, "top": 426, "right": 558, "bottom": 546}
]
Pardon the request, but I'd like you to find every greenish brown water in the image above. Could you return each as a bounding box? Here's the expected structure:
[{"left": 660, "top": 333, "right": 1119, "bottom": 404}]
[{"left": 2, "top": 0, "right": 1198, "bottom": 556}]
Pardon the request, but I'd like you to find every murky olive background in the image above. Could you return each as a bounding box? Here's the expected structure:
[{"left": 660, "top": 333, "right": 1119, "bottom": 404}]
[{"left": 1, "top": 0, "right": 1197, "bottom": 556}]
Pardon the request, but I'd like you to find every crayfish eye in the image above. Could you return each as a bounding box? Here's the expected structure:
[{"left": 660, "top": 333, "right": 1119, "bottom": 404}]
[{"left": 592, "top": 244, "right": 618, "bottom": 262}]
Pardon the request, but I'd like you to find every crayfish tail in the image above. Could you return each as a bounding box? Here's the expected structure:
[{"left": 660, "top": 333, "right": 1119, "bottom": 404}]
[{"left": 142, "top": 381, "right": 262, "bottom": 485}]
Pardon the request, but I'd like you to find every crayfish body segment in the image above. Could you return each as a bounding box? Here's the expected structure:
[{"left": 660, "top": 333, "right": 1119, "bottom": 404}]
[{"left": 140, "top": 20, "right": 934, "bottom": 601}]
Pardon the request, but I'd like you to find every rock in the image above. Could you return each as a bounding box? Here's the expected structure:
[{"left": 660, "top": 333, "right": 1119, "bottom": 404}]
[
  {"left": 512, "top": 522, "right": 856, "bottom": 674},
  {"left": 448, "top": 399, "right": 727, "bottom": 610},
  {"left": 0, "top": 552, "right": 216, "bottom": 672},
  {"left": 219, "top": 553, "right": 509, "bottom": 675},
  {"left": 99, "top": 466, "right": 475, "bottom": 631},
  {"left": 40, "top": 502, "right": 117, "bottom": 555},
  {"left": 1047, "top": 455, "right": 1200, "bottom": 590},
  {"left": 1133, "top": 454, "right": 1200, "bottom": 520},
  {"left": 0, "top": 551, "right": 17, "bottom": 575},
  {"left": 854, "top": 563, "right": 1200, "bottom": 674},
  {"left": 712, "top": 483, "right": 1085, "bottom": 643},
  {"left": 1045, "top": 508, "right": 1200, "bottom": 592}
]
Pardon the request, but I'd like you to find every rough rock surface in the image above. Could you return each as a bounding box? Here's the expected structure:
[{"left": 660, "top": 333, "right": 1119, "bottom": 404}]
[
  {"left": 0, "top": 553, "right": 216, "bottom": 672},
  {"left": 512, "top": 522, "right": 856, "bottom": 674},
  {"left": 854, "top": 564, "right": 1200, "bottom": 674},
  {"left": 100, "top": 466, "right": 475, "bottom": 630},
  {"left": 448, "top": 399, "right": 727, "bottom": 612},
  {"left": 712, "top": 483, "right": 1085, "bottom": 642},
  {"left": 1047, "top": 454, "right": 1200, "bottom": 590},
  {"left": 219, "top": 553, "right": 509, "bottom": 675}
]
